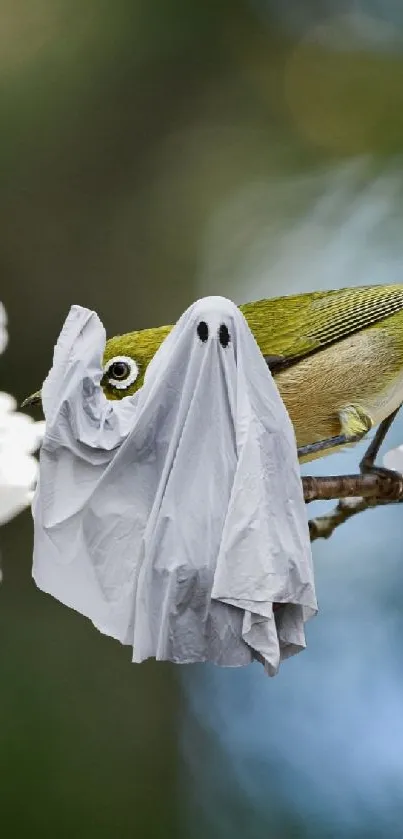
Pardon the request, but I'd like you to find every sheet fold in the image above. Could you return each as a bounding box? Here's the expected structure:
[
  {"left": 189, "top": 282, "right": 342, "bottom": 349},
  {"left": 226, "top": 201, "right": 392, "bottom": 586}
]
[{"left": 33, "top": 297, "right": 317, "bottom": 674}]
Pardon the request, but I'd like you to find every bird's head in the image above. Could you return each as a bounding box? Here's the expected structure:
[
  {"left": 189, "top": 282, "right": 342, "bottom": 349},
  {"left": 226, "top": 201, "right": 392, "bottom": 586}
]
[
  {"left": 101, "top": 324, "right": 172, "bottom": 400},
  {"left": 22, "top": 323, "right": 172, "bottom": 410}
]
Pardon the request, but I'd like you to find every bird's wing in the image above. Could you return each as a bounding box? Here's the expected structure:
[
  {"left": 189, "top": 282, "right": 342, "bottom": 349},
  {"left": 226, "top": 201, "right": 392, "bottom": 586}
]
[{"left": 240, "top": 284, "right": 403, "bottom": 372}]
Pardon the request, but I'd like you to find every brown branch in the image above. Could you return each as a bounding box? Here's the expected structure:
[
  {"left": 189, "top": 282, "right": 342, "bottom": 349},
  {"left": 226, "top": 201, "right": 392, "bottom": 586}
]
[
  {"left": 302, "top": 472, "right": 403, "bottom": 541},
  {"left": 302, "top": 472, "right": 403, "bottom": 503},
  {"left": 308, "top": 497, "right": 371, "bottom": 541}
]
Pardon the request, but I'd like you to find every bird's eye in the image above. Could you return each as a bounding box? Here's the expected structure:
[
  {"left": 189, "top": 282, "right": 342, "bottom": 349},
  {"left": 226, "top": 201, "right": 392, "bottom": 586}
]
[
  {"left": 103, "top": 355, "right": 139, "bottom": 390},
  {"left": 197, "top": 321, "right": 209, "bottom": 342},
  {"left": 218, "top": 323, "right": 230, "bottom": 348},
  {"left": 110, "top": 362, "right": 128, "bottom": 379}
]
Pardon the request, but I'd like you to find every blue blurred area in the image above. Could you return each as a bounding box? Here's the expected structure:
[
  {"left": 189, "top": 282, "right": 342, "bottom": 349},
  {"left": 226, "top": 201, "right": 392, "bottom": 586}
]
[
  {"left": 2, "top": 1, "right": 403, "bottom": 837},
  {"left": 182, "top": 489, "right": 403, "bottom": 837},
  {"left": 183, "top": 160, "right": 403, "bottom": 838}
]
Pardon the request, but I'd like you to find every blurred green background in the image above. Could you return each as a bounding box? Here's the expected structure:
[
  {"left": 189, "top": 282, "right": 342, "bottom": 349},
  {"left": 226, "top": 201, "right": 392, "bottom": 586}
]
[{"left": 3, "top": 1, "right": 403, "bottom": 837}]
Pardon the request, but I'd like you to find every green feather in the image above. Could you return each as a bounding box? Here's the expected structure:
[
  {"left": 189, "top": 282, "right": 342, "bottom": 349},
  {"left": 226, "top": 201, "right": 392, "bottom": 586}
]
[
  {"left": 103, "top": 284, "right": 403, "bottom": 398},
  {"left": 240, "top": 284, "right": 403, "bottom": 366}
]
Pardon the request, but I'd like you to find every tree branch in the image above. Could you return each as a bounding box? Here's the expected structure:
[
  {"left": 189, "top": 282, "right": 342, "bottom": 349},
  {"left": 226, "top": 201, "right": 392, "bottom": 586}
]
[
  {"left": 302, "top": 472, "right": 403, "bottom": 503},
  {"left": 302, "top": 472, "right": 403, "bottom": 541}
]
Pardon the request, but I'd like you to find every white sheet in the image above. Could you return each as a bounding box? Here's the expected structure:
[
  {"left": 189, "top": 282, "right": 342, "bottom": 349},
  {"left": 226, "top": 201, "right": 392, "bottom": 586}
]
[{"left": 32, "top": 297, "right": 317, "bottom": 674}]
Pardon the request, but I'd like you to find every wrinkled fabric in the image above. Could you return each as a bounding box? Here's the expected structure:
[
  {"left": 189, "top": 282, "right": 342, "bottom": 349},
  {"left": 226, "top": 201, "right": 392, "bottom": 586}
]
[{"left": 32, "top": 297, "right": 317, "bottom": 675}]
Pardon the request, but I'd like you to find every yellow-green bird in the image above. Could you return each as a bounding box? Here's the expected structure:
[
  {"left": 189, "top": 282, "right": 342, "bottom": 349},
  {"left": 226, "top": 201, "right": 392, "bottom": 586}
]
[{"left": 23, "top": 284, "right": 403, "bottom": 466}]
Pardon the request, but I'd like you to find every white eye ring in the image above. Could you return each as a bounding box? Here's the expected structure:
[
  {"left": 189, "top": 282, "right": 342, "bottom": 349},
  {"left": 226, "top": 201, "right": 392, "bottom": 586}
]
[{"left": 103, "top": 355, "right": 139, "bottom": 390}]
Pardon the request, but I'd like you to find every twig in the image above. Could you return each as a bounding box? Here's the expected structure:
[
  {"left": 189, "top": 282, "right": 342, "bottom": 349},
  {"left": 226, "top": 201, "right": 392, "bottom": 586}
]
[
  {"left": 302, "top": 472, "right": 403, "bottom": 503},
  {"left": 308, "top": 497, "right": 371, "bottom": 541},
  {"left": 302, "top": 472, "right": 403, "bottom": 541}
]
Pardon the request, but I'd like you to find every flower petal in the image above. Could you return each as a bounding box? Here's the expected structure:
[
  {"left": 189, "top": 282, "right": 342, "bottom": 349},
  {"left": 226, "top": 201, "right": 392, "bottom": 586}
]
[
  {"left": 0, "top": 452, "right": 38, "bottom": 525},
  {"left": 0, "top": 392, "right": 16, "bottom": 414},
  {"left": 0, "top": 302, "right": 7, "bottom": 355},
  {"left": 0, "top": 403, "right": 45, "bottom": 454},
  {"left": 383, "top": 445, "right": 403, "bottom": 475}
]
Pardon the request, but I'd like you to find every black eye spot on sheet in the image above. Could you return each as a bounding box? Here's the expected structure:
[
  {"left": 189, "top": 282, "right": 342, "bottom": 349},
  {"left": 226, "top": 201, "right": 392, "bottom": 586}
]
[
  {"left": 218, "top": 323, "right": 230, "bottom": 348},
  {"left": 197, "top": 321, "right": 209, "bottom": 342}
]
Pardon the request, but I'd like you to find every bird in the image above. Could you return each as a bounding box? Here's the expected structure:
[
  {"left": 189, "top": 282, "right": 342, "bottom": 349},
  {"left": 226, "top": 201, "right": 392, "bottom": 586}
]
[{"left": 23, "top": 284, "right": 403, "bottom": 468}]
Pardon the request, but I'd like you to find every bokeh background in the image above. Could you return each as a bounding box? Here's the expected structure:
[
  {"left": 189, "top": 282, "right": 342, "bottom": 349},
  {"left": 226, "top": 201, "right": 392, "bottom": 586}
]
[{"left": 2, "top": 1, "right": 403, "bottom": 836}]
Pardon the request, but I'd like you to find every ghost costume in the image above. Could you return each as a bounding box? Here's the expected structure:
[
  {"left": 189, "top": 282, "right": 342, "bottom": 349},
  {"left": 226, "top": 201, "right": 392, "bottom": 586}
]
[{"left": 32, "top": 297, "right": 317, "bottom": 675}]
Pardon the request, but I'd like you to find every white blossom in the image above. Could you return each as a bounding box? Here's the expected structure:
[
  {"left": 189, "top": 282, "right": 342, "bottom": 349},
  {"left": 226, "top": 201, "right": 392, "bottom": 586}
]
[
  {"left": 0, "top": 303, "right": 45, "bottom": 527},
  {"left": 0, "top": 302, "right": 7, "bottom": 355},
  {"left": 0, "top": 391, "right": 45, "bottom": 525},
  {"left": 383, "top": 445, "right": 403, "bottom": 475}
]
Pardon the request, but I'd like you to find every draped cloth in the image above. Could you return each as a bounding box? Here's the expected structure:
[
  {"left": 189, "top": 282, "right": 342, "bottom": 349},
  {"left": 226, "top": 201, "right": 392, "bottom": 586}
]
[{"left": 32, "top": 297, "right": 317, "bottom": 675}]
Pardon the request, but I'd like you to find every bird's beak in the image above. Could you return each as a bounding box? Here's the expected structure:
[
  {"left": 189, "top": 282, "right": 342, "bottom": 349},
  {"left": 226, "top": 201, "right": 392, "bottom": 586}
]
[{"left": 21, "top": 390, "right": 42, "bottom": 409}]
